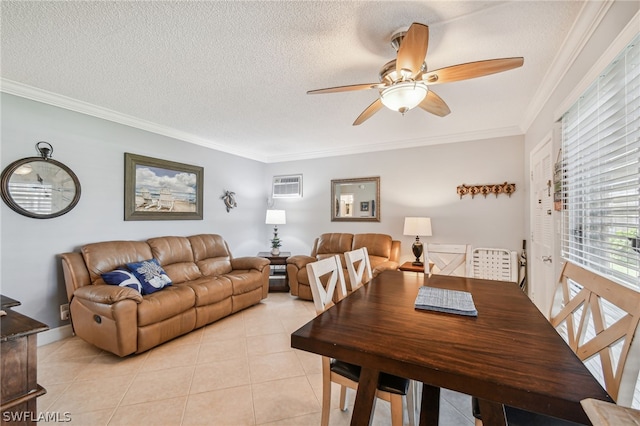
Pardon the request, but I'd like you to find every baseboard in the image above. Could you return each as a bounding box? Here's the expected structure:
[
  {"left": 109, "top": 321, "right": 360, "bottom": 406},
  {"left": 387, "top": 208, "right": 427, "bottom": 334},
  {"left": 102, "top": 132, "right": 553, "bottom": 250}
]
[{"left": 37, "top": 324, "right": 74, "bottom": 346}]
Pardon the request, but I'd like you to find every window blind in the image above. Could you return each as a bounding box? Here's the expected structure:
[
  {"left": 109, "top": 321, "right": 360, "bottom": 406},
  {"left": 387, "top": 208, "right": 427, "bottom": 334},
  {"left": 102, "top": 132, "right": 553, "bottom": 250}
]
[{"left": 561, "top": 33, "right": 640, "bottom": 289}]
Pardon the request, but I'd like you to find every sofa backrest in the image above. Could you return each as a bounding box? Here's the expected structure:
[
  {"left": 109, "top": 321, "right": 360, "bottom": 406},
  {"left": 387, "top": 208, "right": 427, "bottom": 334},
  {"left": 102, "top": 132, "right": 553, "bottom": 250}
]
[
  {"left": 81, "top": 240, "right": 154, "bottom": 285},
  {"left": 188, "top": 234, "right": 233, "bottom": 275},
  {"left": 313, "top": 233, "right": 354, "bottom": 257},
  {"left": 148, "top": 236, "right": 201, "bottom": 284}
]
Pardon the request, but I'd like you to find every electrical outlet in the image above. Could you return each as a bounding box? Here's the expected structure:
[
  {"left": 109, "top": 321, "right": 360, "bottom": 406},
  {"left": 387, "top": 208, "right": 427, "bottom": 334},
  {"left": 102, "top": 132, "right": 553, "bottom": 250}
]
[{"left": 60, "top": 303, "right": 70, "bottom": 321}]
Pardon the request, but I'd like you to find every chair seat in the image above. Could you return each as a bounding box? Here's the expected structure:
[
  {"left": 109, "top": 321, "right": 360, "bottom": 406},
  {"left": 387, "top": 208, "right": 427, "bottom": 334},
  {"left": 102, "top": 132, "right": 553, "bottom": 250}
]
[
  {"left": 330, "top": 359, "right": 409, "bottom": 395},
  {"left": 471, "top": 397, "right": 585, "bottom": 425}
]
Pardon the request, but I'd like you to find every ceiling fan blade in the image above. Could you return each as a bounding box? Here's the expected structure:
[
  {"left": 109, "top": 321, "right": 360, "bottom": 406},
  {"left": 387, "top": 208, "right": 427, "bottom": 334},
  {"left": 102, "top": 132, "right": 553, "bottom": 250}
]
[
  {"left": 307, "top": 83, "right": 383, "bottom": 95},
  {"left": 353, "top": 99, "right": 384, "bottom": 126},
  {"left": 422, "top": 57, "right": 524, "bottom": 85},
  {"left": 396, "top": 23, "right": 429, "bottom": 78},
  {"left": 419, "top": 90, "right": 450, "bottom": 117}
]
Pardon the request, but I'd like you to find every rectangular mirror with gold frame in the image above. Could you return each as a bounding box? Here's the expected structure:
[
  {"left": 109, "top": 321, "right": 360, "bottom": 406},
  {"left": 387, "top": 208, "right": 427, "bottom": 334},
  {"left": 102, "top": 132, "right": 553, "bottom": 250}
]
[{"left": 331, "top": 176, "right": 380, "bottom": 222}]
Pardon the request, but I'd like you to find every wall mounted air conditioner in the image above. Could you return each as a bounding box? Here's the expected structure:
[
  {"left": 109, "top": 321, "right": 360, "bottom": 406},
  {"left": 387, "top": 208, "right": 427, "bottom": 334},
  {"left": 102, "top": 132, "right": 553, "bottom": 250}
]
[{"left": 272, "top": 174, "right": 303, "bottom": 198}]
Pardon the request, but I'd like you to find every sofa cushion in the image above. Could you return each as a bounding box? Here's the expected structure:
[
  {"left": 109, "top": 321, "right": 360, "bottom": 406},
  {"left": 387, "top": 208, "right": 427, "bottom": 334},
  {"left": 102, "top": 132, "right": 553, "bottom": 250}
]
[
  {"left": 82, "top": 241, "right": 154, "bottom": 284},
  {"left": 224, "top": 270, "right": 264, "bottom": 295},
  {"left": 101, "top": 269, "right": 143, "bottom": 293},
  {"left": 184, "top": 276, "right": 233, "bottom": 306},
  {"left": 316, "top": 233, "right": 353, "bottom": 256},
  {"left": 147, "top": 236, "right": 201, "bottom": 284},
  {"left": 137, "top": 285, "right": 195, "bottom": 327},
  {"left": 126, "top": 258, "right": 173, "bottom": 295},
  {"left": 188, "top": 234, "right": 233, "bottom": 275},
  {"left": 353, "top": 233, "right": 392, "bottom": 259}
]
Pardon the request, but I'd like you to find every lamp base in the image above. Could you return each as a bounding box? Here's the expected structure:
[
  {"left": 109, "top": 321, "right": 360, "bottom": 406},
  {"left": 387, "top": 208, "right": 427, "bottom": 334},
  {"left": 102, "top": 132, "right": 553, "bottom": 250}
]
[{"left": 411, "top": 238, "right": 424, "bottom": 267}]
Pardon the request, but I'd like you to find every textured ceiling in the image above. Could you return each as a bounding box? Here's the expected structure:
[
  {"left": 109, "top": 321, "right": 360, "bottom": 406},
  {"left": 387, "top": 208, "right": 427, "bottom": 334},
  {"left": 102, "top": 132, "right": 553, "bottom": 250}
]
[{"left": 1, "top": 1, "right": 584, "bottom": 163}]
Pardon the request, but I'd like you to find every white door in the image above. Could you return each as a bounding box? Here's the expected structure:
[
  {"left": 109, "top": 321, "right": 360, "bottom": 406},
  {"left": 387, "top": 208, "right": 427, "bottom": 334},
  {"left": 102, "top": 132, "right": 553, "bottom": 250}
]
[{"left": 529, "top": 135, "right": 555, "bottom": 316}]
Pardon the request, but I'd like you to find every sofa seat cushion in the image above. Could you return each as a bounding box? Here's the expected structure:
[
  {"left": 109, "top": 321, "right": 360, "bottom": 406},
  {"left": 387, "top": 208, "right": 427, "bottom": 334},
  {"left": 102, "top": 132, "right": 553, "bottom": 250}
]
[
  {"left": 184, "top": 276, "right": 233, "bottom": 306},
  {"left": 224, "top": 270, "right": 264, "bottom": 295},
  {"left": 137, "top": 285, "right": 195, "bottom": 327}
]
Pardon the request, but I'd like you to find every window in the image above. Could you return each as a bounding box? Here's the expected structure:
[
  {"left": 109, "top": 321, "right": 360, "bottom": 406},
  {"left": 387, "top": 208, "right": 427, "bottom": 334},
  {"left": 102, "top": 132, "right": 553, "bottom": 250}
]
[{"left": 561, "top": 33, "right": 640, "bottom": 289}]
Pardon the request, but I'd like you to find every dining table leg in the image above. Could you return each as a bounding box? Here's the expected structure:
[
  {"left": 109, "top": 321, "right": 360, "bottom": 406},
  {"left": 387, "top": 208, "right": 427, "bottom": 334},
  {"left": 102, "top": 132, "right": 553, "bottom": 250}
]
[
  {"left": 477, "top": 399, "right": 507, "bottom": 426},
  {"left": 350, "top": 367, "right": 379, "bottom": 426},
  {"left": 419, "top": 383, "right": 440, "bottom": 426}
]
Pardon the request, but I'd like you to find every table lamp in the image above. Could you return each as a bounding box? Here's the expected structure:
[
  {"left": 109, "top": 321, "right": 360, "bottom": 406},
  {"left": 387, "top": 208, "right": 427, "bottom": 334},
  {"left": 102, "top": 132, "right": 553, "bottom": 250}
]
[
  {"left": 403, "top": 217, "right": 432, "bottom": 266},
  {"left": 265, "top": 209, "right": 286, "bottom": 255}
]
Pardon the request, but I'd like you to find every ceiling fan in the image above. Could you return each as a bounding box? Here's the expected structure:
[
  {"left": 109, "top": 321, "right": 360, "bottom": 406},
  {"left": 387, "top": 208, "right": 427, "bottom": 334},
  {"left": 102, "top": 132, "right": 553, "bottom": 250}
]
[{"left": 307, "top": 23, "right": 524, "bottom": 125}]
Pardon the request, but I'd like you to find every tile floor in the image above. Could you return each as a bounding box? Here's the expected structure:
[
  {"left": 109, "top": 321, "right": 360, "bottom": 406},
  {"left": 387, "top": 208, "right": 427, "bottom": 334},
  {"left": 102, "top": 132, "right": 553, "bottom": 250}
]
[{"left": 37, "top": 292, "right": 474, "bottom": 425}]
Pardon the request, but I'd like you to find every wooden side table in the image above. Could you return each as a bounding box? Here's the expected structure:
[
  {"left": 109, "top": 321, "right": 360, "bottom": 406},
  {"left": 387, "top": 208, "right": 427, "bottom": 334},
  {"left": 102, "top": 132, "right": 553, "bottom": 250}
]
[
  {"left": 398, "top": 261, "right": 425, "bottom": 273},
  {"left": 257, "top": 252, "right": 291, "bottom": 292},
  {"left": 1, "top": 295, "right": 49, "bottom": 425}
]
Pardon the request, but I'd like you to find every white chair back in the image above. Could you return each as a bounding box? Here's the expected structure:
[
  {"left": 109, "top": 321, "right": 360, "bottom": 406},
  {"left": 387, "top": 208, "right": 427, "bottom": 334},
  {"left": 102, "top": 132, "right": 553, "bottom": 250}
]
[
  {"left": 472, "top": 248, "right": 518, "bottom": 282},
  {"left": 306, "top": 255, "right": 347, "bottom": 315},
  {"left": 550, "top": 262, "right": 640, "bottom": 406},
  {"left": 425, "top": 243, "right": 472, "bottom": 277},
  {"left": 344, "top": 247, "right": 373, "bottom": 291}
]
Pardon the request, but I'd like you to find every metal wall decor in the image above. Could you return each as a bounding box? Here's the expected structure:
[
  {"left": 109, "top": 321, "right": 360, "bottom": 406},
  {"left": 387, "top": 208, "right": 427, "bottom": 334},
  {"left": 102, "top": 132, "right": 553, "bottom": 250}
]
[
  {"left": 221, "top": 190, "right": 237, "bottom": 212},
  {"left": 457, "top": 182, "right": 516, "bottom": 199},
  {"left": 1, "top": 142, "right": 81, "bottom": 219}
]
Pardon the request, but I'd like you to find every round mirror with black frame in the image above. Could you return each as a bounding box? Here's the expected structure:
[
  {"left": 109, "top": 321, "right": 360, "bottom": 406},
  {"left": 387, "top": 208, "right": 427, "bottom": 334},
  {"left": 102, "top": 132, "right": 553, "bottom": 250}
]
[{"left": 0, "top": 142, "right": 81, "bottom": 219}]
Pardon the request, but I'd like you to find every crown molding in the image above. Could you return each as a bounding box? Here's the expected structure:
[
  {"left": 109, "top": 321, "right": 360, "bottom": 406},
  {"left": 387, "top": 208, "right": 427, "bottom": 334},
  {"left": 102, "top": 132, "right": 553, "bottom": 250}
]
[
  {"left": 264, "top": 125, "right": 523, "bottom": 163},
  {"left": 0, "top": 79, "right": 268, "bottom": 163},
  {"left": 2, "top": 78, "right": 523, "bottom": 164},
  {"left": 520, "top": 0, "right": 613, "bottom": 132},
  {"left": 554, "top": 10, "right": 639, "bottom": 120}
]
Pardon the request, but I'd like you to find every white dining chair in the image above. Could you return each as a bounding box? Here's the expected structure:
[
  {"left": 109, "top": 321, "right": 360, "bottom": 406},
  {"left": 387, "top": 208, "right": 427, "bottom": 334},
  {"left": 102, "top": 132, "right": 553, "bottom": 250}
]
[
  {"left": 473, "top": 261, "right": 640, "bottom": 425},
  {"left": 471, "top": 247, "right": 518, "bottom": 282},
  {"left": 344, "top": 247, "right": 373, "bottom": 291},
  {"left": 424, "top": 243, "right": 472, "bottom": 277},
  {"left": 306, "top": 256, "right": 413, "bottom": 426}
]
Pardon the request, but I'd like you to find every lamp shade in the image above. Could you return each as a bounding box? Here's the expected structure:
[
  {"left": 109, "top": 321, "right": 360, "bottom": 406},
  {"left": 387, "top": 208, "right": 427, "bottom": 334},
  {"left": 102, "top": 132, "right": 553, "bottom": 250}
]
[
  {"left": 380, "top": 82, "right": 428, "bottom": 113},
  {"left": 265, "top": 209, "right": 286, "bottom": 225},
  {"left": 403, "top": 217, "right": 432, "bottom": 236}
]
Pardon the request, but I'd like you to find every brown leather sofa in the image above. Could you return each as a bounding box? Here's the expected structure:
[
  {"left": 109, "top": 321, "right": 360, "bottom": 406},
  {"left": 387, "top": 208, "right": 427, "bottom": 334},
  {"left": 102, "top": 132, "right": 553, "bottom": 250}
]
[
  {"left": 287, "top": 233, "right": 400, "bottom": 300},
  {"left": 60, "top": 234, "right": 270, "bottom": 356}
]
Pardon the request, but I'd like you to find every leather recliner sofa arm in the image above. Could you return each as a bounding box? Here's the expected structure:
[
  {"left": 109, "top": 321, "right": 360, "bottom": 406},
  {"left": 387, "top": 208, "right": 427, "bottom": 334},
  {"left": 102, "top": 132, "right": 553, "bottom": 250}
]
[
  {"left": 286, "top": 255, "right": 316, "bottom": 269},
  {"left": 73, "top": 284, "right": 144, "bottom": 304},
  {"left": 286, "top": 255, "right": 317, "bottom": 298},
  {"left": 372, "top": 260, "right": 400, "bottom": 276},
  {"left": 231, "top": 257, "right": 270, "bottom": 271}
]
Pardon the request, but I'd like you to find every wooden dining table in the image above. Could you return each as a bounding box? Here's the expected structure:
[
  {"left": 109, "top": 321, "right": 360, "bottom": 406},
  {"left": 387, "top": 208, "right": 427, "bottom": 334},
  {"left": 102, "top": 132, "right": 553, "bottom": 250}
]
[{"left": 290, "top": 270, "right": 613, "bottom": 426}]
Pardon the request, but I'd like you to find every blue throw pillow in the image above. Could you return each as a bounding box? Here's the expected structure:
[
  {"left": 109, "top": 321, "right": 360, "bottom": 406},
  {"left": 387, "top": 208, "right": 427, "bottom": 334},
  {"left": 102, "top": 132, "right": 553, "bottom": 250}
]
[
  {"left": 101, "top": 269, "right": 143, "bottom": 293},
  {"left": 126, "top": 258, "right": 172, "bottom": 295}
]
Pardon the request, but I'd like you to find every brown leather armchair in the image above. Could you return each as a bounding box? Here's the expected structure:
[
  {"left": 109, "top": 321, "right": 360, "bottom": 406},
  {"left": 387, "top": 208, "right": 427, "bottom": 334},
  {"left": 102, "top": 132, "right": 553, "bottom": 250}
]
[{"left": 287, "top": 233, "right": 400, "bottom": 300}]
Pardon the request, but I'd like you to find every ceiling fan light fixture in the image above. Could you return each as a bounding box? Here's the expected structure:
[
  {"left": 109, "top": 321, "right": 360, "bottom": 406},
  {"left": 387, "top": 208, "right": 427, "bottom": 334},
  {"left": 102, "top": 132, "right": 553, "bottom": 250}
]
[{"left": 380, "top": 82, "right": 428, "bottom": 114}]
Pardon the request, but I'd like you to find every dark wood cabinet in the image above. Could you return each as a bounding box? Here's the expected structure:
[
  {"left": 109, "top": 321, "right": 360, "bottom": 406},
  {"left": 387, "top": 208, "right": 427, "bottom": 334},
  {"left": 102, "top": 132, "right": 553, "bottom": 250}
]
[
  {"left": 1, "top": 295, "right": 48, "bottom": 425},
  {"left": 257, "top": 252, "right": 291, "bottom": 292}
]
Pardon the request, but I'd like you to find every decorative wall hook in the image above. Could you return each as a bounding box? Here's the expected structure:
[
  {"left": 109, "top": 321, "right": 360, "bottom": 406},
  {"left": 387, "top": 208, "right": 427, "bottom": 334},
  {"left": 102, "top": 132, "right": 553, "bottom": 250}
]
[
  {"left": 221, "top": 190, "right": 237, "bottom": 212},
  {"left": 457, "top": 182, "right": 516, "bottom": 199},
  {"left": 35, "top": 141, "right": 53, "bottom": 159}
]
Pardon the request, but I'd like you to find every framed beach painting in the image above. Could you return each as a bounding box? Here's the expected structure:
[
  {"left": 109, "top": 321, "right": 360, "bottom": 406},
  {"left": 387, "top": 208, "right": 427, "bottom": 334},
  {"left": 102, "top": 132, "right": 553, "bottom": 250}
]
[{"left": 124, "top": 153, "right": 203, "bottom": 221}]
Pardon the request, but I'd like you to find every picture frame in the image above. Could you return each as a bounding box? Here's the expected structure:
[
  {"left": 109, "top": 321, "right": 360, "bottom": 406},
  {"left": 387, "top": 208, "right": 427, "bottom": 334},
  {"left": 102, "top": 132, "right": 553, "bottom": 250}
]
[
  {"left": 331, "top": 176, "right": 380, "bottom": 222},
  {"left": 124, "top": 153, "right": 203, "bottom": 221}
]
